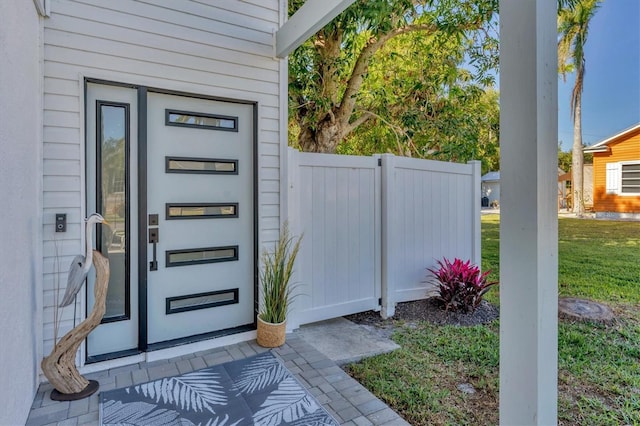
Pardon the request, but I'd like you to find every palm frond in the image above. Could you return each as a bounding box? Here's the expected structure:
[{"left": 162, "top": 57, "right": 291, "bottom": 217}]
[
  {"left": 232, "top": 353, "right": 288, "bottom": 395},
  {"left": 101, "top": 400, "right": 189, "bottom": 425},
  {"left": 128, "top": 370, "right": 227, "bottom": 414},
  {"left": 252, "top": 377, "right": 320, "bottom": 425}
]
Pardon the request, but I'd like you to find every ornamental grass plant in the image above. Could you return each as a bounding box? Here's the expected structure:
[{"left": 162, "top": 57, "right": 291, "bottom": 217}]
[{"left": 258, "top": 223, "right": 302, "bottom": 324}]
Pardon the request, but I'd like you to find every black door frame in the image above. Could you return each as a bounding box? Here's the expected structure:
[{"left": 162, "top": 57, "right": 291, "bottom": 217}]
[{"left": 84, "top": 78, "right": 259, "bottom": 362}]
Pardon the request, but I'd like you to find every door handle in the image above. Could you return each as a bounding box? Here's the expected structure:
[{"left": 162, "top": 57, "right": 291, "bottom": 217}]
[{"left": 149, "top": 215, "right": 159, "bottom": 271}]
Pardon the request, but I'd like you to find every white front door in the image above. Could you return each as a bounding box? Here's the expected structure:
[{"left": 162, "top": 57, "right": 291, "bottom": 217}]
[
  {"left": 86, "top": 83, "right": 256, "bottom": 358},
  {"left": 145, "top": 92, "right": 256, "bottom": 346}
]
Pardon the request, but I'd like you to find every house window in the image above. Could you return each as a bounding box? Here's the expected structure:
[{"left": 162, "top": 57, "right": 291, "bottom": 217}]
[{"left": 621, "top": 163, "right": 640, "bottom": 194}]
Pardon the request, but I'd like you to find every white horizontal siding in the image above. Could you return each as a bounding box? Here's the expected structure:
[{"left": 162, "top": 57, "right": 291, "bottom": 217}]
[
  {"left": 43, "top": 127, "right": 80, "bottom": 144},
  {"left": 42, "top": 0, "right": 283, "bottom": 355},
  {"left": 52, "top": 0, "right": 274, "bottom": 56}
]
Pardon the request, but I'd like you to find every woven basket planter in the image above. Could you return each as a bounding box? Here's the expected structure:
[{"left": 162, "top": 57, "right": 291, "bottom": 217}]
[{"left": 256, "top": 316, "right": 286, "bottom": 348}]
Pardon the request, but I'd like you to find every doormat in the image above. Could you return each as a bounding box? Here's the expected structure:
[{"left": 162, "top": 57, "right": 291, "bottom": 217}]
[{"left": 99, "top": 351, "right": 339, "bottom": 426}]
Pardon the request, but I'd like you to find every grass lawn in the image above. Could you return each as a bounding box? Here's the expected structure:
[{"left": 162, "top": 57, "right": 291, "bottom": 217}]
[{"left": 347, "top": 215, "right": 640, "bottom": 425}]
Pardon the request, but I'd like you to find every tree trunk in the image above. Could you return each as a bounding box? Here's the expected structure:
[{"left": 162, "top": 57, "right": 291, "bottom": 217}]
[
  {"left": 298, "top": 115, "right": 343, "bottom": 153},
  {"left": 572, "top": 100, "right": 584, "bottom": 215}
]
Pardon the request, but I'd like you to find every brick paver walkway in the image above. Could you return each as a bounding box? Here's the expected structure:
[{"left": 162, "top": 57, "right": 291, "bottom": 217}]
[{"left": 27, "top": 335, "right": 409, "bottom": 426}]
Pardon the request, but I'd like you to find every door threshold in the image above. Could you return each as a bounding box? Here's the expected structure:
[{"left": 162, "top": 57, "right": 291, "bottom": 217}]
[
  {"left": 146, "top": 329, "right": 257, "bottom": 363},
  {"left": 75, "top": 330, "right": 257, "bottom": 376},
  {"left": 79, "top": 352, "right": 146, "bottom": 376}
]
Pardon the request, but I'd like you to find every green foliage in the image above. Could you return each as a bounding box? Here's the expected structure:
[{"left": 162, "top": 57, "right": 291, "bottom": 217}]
[
  {"left": 339, "top": 30, "right": 500, "bottom": 172},
  {"left": 558, "top": 143, "right": 593, "bottom": 172},
  {"left": 258, "top": 223, "right": 302, "bottom": 324},
  {"left": 288, "top": 0, "right": 499, "bottom": 156},
  {"left": 558, "top": 143, "right": 573, "bottom": 172}
]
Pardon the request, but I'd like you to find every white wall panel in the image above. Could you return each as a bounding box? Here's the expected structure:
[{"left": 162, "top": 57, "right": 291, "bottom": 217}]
[
  {"left": 0, "top": 2, "right": 42, "bottom": 423},
  {"left": 42, "top": 0, "right": 283, "bottom": 360}
]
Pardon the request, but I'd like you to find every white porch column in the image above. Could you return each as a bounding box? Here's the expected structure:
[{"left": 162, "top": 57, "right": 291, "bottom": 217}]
[
  {"left": 499, "top": 0, "right": 558, "bottom": 425},
  {"left": 275, "top": 0, "right": 356, "bottom": 58}
]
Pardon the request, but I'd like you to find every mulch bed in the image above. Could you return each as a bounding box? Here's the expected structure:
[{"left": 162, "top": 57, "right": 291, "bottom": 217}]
[{"left": 345, "top": 297, "right": 499, "bottom": 328}]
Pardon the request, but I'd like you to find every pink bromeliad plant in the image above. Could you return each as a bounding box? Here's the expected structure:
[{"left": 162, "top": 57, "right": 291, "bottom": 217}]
[{"left": 427, "top": 257, "right": 498, "bottom": 313}]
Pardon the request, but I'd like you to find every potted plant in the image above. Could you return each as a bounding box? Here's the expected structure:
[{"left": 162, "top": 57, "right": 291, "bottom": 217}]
[{"left": 257, "top": 223, "right": 302, "bottom": 348}]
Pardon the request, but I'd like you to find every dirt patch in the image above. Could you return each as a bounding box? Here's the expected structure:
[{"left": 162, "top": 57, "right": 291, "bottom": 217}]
[{"left": 345, "top": 297, "right": 499, "bottom": 328}]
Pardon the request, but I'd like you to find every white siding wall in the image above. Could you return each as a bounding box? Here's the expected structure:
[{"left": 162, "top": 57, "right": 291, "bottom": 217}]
[
  {"left": 0, "top": 1, "right": 43, "bottom": 423},
  {"left": 42, "top": 0, "right": 283, "bottom": 358}
]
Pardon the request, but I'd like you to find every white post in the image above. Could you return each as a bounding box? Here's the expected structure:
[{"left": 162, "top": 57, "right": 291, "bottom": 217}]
[
  {"left": 499, "top": 0, "right": 558, "bottom": 424},
  {"left": 286, "top": 148, "right": 302, "bottom": 330},
  {"left": 275, "top": 0, "right": 356, "bottom": 57},
  {"left": 468, "top": 160, "right": 482, "bottom": 268},
  {"left": 380, "top": 154, "right": 395, "bottom": 318}
]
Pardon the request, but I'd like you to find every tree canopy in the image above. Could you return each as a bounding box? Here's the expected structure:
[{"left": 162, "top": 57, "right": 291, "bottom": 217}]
[{"left": 288, "top": 0, "right": 499, "bottom": 171}]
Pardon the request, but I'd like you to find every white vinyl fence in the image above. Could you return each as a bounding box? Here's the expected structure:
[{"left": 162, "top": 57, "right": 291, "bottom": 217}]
[{"left": 287, "top": 148, "right": 481, "bottom": 328}]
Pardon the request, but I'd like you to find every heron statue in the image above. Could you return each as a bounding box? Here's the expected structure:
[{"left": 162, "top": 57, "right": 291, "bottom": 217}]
[{"left": 59, "top": 213, "right": 108, "bottom": 307}]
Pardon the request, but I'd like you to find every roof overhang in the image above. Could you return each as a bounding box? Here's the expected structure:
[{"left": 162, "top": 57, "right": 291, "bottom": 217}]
[
  {"left": 275, "top": 0, "right": 356, "bottom": 58},
  {"left": 583, "top": 146, "right": 609, "bottom": 154},
  {"left": 583, "top": 123, "right": 640, "bottom": 153}
]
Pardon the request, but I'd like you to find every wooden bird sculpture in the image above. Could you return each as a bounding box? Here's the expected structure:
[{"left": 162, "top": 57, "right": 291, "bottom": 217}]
[{"left": 59, "top": 213, "right": 108, "bottom": 307}]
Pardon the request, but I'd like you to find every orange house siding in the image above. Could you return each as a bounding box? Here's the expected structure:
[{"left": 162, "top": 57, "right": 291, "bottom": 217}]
[{"left": 592, "top": 128, "right": 640, "bottom": 213}]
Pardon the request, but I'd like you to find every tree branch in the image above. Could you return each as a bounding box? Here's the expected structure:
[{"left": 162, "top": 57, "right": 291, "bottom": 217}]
[
  {"left": 342, "top": 111, "right": 375, "bottom": 136},
  {"left": 335, "top": 23, "right": 439, "bottom": 126}
]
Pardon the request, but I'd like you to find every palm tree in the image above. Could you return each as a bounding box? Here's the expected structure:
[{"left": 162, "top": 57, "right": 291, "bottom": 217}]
[{"left": 558, "top": 0, "right": 601, "bottom": 214}]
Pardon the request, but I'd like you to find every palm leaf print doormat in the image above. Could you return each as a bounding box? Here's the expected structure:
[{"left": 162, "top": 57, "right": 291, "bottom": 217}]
[{"left": 100, "top": 351, "right": 339, "bottom": 426}]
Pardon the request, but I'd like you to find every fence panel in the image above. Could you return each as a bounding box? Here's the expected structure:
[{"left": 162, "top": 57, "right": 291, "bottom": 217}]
[
  {"left": 287, "top": 149, "right": 381, "bottom": 328},
  {"left": 287, "top": 149, "right": 480, "bottom": 325},
  {"left": 381, "top": 156, "right": 481, "bottom": 316}
]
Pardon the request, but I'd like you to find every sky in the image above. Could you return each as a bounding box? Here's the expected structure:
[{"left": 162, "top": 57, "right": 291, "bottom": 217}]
[{"left": 558, "top": 0, "right": 640, "bottom": 151}]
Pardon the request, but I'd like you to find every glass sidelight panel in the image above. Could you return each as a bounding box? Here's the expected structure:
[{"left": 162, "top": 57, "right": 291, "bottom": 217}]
[
  {"left": 166, "top": 203, "right": 238, "bottom": 219},
  {"left": 166, "top": 289, "right": 239, "bottom": 314},
  {"left": 165, "top": 109, "right": 237, "bottom": 131},
  {"left": 166, "top": 246, "right": 238, "bottom": 267},
  {"left": 165, "top": 157, "right": 238, "bottom": 174},
  {"left": 96, "top": 101, "right": 130, "bottom": 322}
]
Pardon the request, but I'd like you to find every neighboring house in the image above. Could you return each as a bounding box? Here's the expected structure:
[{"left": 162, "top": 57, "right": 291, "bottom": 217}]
[
  {"left": 482, "top": 169, "right": 571, "bottom": 210},
  {"left": 481, "top": 171, "right": 500, "bottom": 207},
  {"left": 557, "top": 164, "right": 593, "bottom": 210},
  {"left": 584, "top": 123, "right": 640, "bottom": 219}
]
